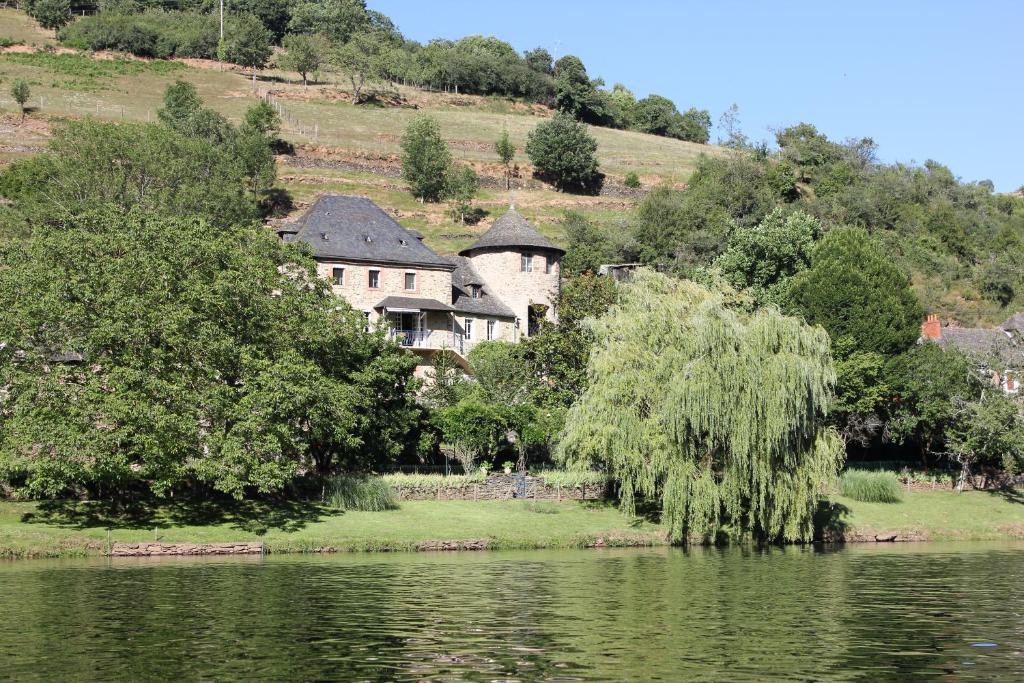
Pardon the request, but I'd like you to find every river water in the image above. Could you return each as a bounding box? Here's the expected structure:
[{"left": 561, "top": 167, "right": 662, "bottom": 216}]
[{"left": 1, "top": 543, "right": 1023, "bottom": 681}]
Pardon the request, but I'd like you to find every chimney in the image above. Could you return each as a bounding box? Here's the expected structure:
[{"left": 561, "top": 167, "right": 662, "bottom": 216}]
[{"left": 921, "top": 314, "right": 942, "bottom": 340}]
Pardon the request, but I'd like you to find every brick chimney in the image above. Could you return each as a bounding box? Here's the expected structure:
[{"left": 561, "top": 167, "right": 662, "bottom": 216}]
[{"left": 921, "top": 314, "right": 942, "bottom": 340}]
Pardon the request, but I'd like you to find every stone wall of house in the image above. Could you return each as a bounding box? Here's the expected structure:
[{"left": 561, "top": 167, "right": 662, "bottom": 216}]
[
  {"left": 453, "top": 314, "right": 517, "bottom": 347},
  {"left": 391, "top": 474, "right": 607, "bottom": 501},
  {"left": 316, "top": 260, "right": 453, "bottom": 319},
  {"left": 468, "top": 250, "right": 560, "bottom": 333}
]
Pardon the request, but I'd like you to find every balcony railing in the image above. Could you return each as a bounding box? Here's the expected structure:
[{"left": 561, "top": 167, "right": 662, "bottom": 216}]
[{"left": 389, "top": 329, "right": 483, "bottom": 356}]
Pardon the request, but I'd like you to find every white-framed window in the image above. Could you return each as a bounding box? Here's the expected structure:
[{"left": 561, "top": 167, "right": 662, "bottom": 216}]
[
  {"left": 545, "top": 256, "right": 553, "bottom": 274},
  {"left": 368, "top": 269, "right": 380, "bottom": 289},
  {"left": 521, "top": 253, "right": 533, "bottom": 273},
  {"left": 332, "top": 267, "right": 345, "bottom": 285},
  {"left": 471, "top": 285, "right": 481, "bottom": 299},
  {"left": 486, "top": 320, "right": 496, "bottom": 340},
  {"left": 463, "top": 318, "right": 473, "bottom": 340},
  {"left": 404, "top": 272, "right": 416, "bottom": 291}
]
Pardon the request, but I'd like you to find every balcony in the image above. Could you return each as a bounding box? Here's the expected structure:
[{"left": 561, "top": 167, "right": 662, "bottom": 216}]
[{"left": 390, "top": 329, "right": 475, "bottom": 356}]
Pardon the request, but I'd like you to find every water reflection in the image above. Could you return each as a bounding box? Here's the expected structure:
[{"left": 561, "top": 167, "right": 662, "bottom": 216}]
[{"left": 1, "top": 544, "right": 1023, "bottom": 681}]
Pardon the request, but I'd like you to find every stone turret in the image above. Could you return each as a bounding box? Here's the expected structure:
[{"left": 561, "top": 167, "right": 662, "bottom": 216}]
[{"left": 459, "top": 206, "right": 564, "bottom": 336}]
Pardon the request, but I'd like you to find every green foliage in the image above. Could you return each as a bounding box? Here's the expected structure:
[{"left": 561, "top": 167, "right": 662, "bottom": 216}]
[
  {"left": 559, "top": 270, "right": 844, "bottom": 543},
  {"left": 532, "top": 470, "right": 609, "bottom": 489},
  {"left": 27, "top": 0, "right": 70, "bottom": 32},
  {"left": 431, "top": 397, "right": 510, "bottom": 474},
  {"left": 0, "top": 208, "right": 419, "bottom": 499},
  {"left": 379, "top": 472, "right": 484, "bottom": 491},
  {"left": 280, "top": 33, "right": 329, "bottom": 86},
  {"left": 225, "top": 13, "right": 272, "bottom": 75},
  {"left": 886, "top": 343, "right": 981, "bottom": 457},
  {"left": 632, "top": 96, "right": 710, "bottom": 143},
  {"left": 0, "top": 52, "right": 185, "bottom": 79},
  {"left": 495, "top": 128, "right": 515, "bottom": 189},
  {"left": 59, "top": 10, "right": 219, "bottom": 59},
  {"left": 525, "top": 113, "right": 602, "bottom": 193},
  {"left": 10, "top": 79, "right": 30, "bottom": 118},
  {"left": 287, "top": 0, "right": 374, "bottom": 45},
  {"left": 333, "top": 29, "right": 394, "bottom": 103},
  {"left": 400, "top": 114, "right": 451, "bottom": 202},
  {"left": 623, "top": 171, "right": 641, "bottom": 189},
  {"left": 632, "top": 155, "right": 785, "bottom": 268},
  {"left": 0, "top": 118, "right": 261, "bottom": 225},
  {"left": 839, "top": 470, "right": 903, "bottom": 503},
  {"left": 714, "top": 208, "right": 820, "bottom": 305},
  {"left": 788, "top": 227, "right": 923, "bottom": 358},
  {"left": 945, "top": 390, "right": 1024, "bottom": 488},
  {"left": 326, "top": 474, "right": 399, "bottom": 511},
  {"left": 442, "top": 165, "right": 479, "bottom": 224}
]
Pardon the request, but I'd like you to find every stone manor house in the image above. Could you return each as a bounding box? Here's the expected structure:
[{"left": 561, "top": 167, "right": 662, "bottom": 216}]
[{"left": 279, "top": 195, "right": 563, "bottom": 374}]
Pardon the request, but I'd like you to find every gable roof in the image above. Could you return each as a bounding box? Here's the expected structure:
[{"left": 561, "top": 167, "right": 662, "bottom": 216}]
[
  {"left": 458, "top": 206, "right": 565, "bottom": 256},
  {"left": 449, "top": 256, "right": 516, "bottom": 318},
  {"left": 291, "top": 195, "right": 454, "bottom": 270},
  {"left": 934, "top": 326, "right": 1023, "bottom": 367}
]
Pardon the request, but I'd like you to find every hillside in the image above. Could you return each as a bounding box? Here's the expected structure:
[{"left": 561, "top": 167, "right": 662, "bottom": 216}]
[{"left": 0, "top": 8, "right": 725, "bottom": 255}]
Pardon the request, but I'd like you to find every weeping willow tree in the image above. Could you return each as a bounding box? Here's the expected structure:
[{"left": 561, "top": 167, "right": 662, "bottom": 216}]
[{"left": 558, "top": 270, "right": 844, "bottom": 543}]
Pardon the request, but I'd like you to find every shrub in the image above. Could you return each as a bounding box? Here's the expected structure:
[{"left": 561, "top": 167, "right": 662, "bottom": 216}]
[
  {"left": 59, "top": 11, "right": 218, "bottom": 59},
  {"left": 380, "top": 472, "right": 485, "bottom": 492},
  {"left": 525, "top": 113, "right": 602, "bottom": 193},
  {"left": 326, "top": 475, "right": 399, "bottom": 512},
  {"left": 532, "top": 470, "right": 610, "bottom": 489},
  {"left": 623, "top": 171, "right": 640, "bottom": 188},
  {"left": 839, "top": 470, "right": 903, "bottom": 503}
]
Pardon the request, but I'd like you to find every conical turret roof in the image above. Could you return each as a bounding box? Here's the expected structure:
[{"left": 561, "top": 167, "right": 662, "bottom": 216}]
[{"left": 458, "top": 206, "right": 565, "bottom": 256}]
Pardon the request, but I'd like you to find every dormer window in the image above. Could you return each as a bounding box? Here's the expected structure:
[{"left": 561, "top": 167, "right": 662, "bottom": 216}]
[
  {"left": 471, "top": 285, "right": 481, "bottom": 299},
  {"left": 399, "top": 239, "right": 408, "bottom": 246},
  {"left": 320, "top": 232, "right": 329, "bottom": 240},
  {"left": 521, "top": 253, "right": 533, "bottom": 273}
]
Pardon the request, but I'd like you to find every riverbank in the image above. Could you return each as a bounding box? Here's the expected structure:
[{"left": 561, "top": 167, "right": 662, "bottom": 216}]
[{"left": 2, "top": 490, "right": 1024, "bottom": 559}]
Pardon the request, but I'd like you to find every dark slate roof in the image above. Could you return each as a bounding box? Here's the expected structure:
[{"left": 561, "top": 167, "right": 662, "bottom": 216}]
[
  {"left": 292, "top": 196, "right": 454, "bottom": 269},
  {"left": 458, "top": 206, "right": 565, "bottom": 256},
  {"left": 374, "top": 296, "right": 453, "bottom": 312},
  {"left": 448, "top": 256, "right": 516, "bottom": 318},
  {"left": 935, "top": 327, "right": 1023, "bottom": 367}
]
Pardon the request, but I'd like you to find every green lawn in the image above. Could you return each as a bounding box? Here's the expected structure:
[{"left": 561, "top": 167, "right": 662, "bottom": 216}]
[
  {"left": 833, "top": 489, "right": 1024, "bottom": 541},
  {"left": 0, "top": 499, "right": 664, "bottom": 559},
  {"left": 4, "top": 490, "right": 1024, "bottom": 559}
]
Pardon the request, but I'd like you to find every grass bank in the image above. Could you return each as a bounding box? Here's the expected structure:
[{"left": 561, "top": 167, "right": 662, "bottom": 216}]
[
  {"left": 0, "top": 499, "right": 663, "bottom": 559},
  {"left": 3, "top": 490, "right": 1023, "bottom": 559}
]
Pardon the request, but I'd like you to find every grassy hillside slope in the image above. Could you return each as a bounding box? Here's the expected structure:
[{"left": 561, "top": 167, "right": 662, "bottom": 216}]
[{"left": 0, "top": 8, "right": 723, "bottom": 254}]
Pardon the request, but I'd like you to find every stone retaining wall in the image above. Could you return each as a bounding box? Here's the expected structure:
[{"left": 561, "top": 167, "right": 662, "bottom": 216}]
[
  {"left": 391, "top": 474, "right": 607, "bottom": 501},
  {"left": 109, "top": 542, "right": 264, "bottom": 557}
]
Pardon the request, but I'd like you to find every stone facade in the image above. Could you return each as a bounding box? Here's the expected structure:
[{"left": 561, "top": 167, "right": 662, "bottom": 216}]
[
  {"left": 467, "top": 250, "right": 561, "bottom": 332},
  {"left": 316, "top": 260, "right": 452, "bottom": 323}
]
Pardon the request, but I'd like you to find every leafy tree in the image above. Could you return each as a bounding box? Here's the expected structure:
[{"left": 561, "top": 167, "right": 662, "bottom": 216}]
[
  {"left": 553, "top": 55, "right": 608, "bottom": 124},
  {"left": 523, "top": 47, "right": 553, "bottom": 74},
  {"left": 198, "top": 0, "right": 292, "bottom": 41},
  {"left": 717, "top": 103, "right": 748, "bottom": 148},
  {"left": 287, "top": 0, "right": 371, "bottom": 44},
  {"left": 281, "top": 33, "right": 330, "bottom": 87},
  {"left": 0, "top": 119, "right": 261, "bottom": 226},
  {"left": 494, "top": 128, "right": 515, "bottom": 190},
  {"left": 788, "top": 227, "right": 923, "bottom": 358},
  {"left": 28, "top": 0, "right": 70, "bottom": 32},
  {"left": 421, "top": 349, "right": 466, "bottom": 409},
  {"left": 156, "top": 80, "right": 232, "bottom": 143},
  {"left": 431, "top": 398, "right": 508, "bottom": 474},
  {"left": 559, "top": 270, "right": 843, "bottom": 543},
  {"left": 225, "top": 14, "right": 272, "bottom": 88},
  {"left": 0, "top": 208, "right": 419, "bottom": 498},
  {"left": 559, "top": 211, "right": 622, "bottom": 275},
  {"left": 714, "top": 208, "right": 820, "bottom": 305},
  {"left": 632, "top": 94, "right": 680, "bottom": 136},
  {"left": 332, "top": 30, "right": 390, "bottom": 103},
  {"left": 442, "top": 165, "right": 479, "bottom": 225},
  {"left": 606, "top": 83, "right": 637, "bottom": 128},
  {"left": 400, "top": 114, "right": 451, "bottom": 202},
  {"left": 945, "top": 390, "right": 1024, "bottom": 491},
  {"left": 887, "top": 343, "right": 982, "bottom": 459},
  {"left": 10, "top": 79, "right": 30, "bottom": 122},
  {"left": 677, "top": 107, "right": 711, "bottom": 143},
  {"left": 525, "top": 113, "right": 602, "bottom": 193}
]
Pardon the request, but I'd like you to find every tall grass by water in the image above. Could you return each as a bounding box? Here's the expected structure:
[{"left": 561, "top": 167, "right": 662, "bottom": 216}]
[
  {"left": 840, "top": 470, "right": 903, "bottom": 503},
  {"left": 325, "top": 475, "right": 399, "bottom": 512}
]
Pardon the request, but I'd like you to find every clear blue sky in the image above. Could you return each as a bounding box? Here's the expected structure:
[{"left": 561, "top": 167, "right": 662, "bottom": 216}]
[{"left": 373, "top": 0, "right": 1023, "bottom": 192}]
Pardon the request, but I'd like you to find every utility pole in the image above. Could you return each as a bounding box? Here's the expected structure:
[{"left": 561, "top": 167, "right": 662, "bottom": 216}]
[{"left": 220, "top": 0, "right": 224, "bottom": 42}]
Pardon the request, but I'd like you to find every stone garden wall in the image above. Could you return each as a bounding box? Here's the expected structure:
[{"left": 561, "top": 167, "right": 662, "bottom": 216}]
[{"left": 390, "top": 474, "right": 607, "bottom": 501}]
